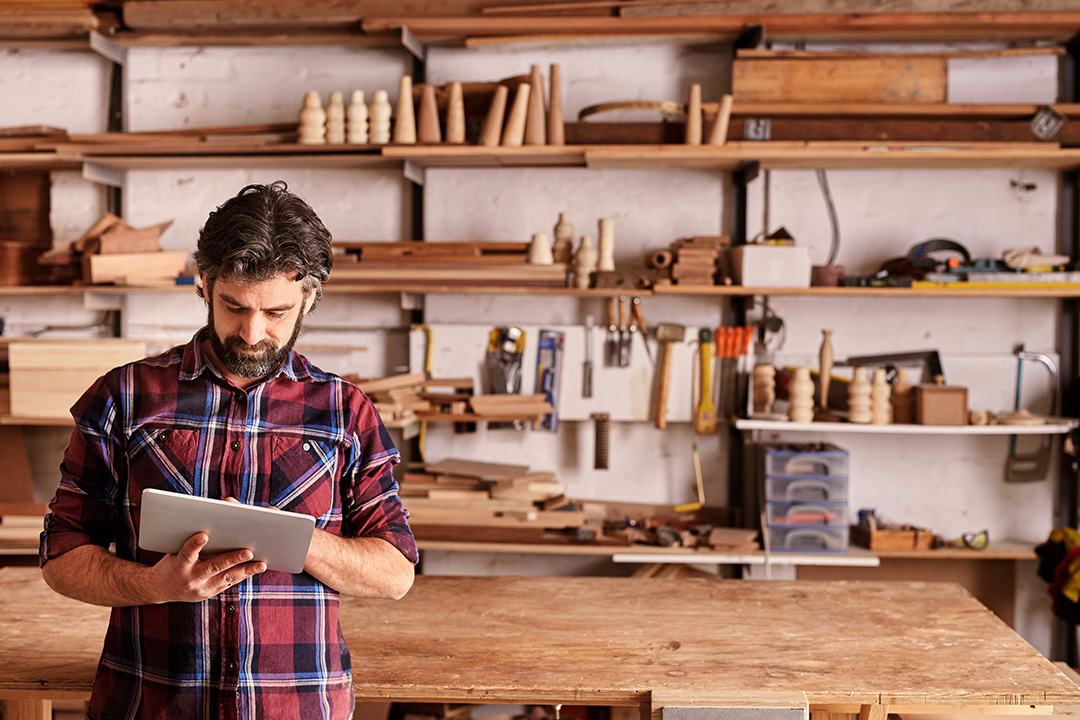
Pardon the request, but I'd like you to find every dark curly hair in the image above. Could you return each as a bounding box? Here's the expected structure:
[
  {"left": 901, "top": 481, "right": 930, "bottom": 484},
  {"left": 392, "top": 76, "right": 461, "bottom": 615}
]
[{"left": 194, "top": 181, "right": 333, "bottom": 309}]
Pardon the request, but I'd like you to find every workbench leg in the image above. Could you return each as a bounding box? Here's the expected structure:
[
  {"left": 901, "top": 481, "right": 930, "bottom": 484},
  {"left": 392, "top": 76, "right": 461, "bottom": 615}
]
[
  {"left": 810, "top": 713, "right": 852, "bottom": 720},
  {"left": 858, "top": 704, "right": 888, "bottom": 720},
  {"left": 4, "top": 698, "right": 53, "bottom": 720}
]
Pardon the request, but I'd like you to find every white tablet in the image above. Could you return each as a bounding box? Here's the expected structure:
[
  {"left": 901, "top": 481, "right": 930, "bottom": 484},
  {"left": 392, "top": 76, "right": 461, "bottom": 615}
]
[{"left": 138, "top": 489, "right": 316, "bottom": 574}]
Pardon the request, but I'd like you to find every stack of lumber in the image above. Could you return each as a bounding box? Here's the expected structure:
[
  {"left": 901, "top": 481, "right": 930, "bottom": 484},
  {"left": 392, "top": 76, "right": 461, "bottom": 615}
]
[
  {"left": 330, "top": 241, "right": 568, "bottom": 288},
  {"left": 352, "top": 373, "right": 433, "bottom": 425},
  {"left": 401, "top": 458, "right": 584, "bottom": 543},
  {"left": 665, "top": 235, "right": 729, "bottom": 286},
  {"left": 6, "top": 338, "right": 148, "bottom": 420},
  {"left": 467, "top": 393, "right": 551, "bottom": 421},
  {"left": 40, "top": 212, "right": 186, "bottom": 286}
]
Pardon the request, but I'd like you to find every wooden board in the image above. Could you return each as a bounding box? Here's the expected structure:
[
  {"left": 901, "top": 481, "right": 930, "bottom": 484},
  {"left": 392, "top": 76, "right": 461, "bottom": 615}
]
[
  {"left": 732, "top": 57, "right": 947, "bottom": 104},
  {"left": 82, "top": 251, "right": 189, "bottom": 285},
  {"left": 425, "top": 458, "right": 531, "bottom": 479},
  {"left": 8, "top": 340, "right": 148, "bottom": 419}
]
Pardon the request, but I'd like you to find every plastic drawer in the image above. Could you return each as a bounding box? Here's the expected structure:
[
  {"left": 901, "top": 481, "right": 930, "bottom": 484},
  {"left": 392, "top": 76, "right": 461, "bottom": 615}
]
[
  {"left": 766, "top": 525, "right": 849, "bottom": 553},
  {"left": 766, "top": 501, "right": 848, "bottom": 527},
  {"left": 764, "top": 444, "right": 849, "bottom": 478},
  {"left": 764, "top": 476, "right": 848, "bottom": 503}
]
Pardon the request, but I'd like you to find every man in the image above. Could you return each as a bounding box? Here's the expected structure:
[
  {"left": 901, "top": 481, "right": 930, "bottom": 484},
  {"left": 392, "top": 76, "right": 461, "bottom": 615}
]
[{"left": 40, "top": 181, "right": 417, "bottom": 720}]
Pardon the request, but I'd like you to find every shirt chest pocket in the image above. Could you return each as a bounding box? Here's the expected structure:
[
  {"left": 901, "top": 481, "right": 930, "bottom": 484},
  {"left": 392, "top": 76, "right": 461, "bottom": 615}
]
[
  {"left": 129, "top": 428, "right": 202, "bottom": 494},
  {"left": 269, "top": 434, "right": 338, "bottom": 519}
]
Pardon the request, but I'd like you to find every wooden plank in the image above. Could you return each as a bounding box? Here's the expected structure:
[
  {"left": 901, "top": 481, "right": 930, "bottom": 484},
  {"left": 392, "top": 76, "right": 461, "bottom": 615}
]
[
  {"left": 622, "top": 0, "right": 1080, "bottom": 17},
  {"left": 82, "top": 251, "right": 189, "bottom": 284},
  {"left": 353, "top": 373, "right": 426, "bottom": 394},
  {"left": 362, "top": 12, "right": 1080, "bottom": 42},
  {"left": 732, "top": 57, "right": 947, "bottom": 104},
  {"left": 425, "top": 458, "right": 531, "bottom": 479},
  {"left": 95, "top": 221, "right": 172, "bottom": 255}
]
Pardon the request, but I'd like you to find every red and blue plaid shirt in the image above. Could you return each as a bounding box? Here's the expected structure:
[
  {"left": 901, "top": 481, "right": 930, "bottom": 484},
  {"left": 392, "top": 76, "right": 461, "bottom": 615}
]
[{"left": 40, "top": 328, "right": 418, "bottom": 720}]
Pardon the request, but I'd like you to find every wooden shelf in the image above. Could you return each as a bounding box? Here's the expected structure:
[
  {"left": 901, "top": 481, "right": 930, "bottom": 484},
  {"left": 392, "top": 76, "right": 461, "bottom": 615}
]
[
  {"left": 653, "top": 283, "right": 1080, "bottom": 298},
  {"left": 4, "top": 281, "right": 1079, "bottom": 300},
  {"left": 736, "top": 418, "right": 1077, "bottom": 435}
]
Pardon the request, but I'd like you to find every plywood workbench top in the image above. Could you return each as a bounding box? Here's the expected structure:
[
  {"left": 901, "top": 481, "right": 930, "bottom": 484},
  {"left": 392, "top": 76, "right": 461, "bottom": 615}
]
[{"left": 2, "top": 569, "right": 1079, "bottom": 716}]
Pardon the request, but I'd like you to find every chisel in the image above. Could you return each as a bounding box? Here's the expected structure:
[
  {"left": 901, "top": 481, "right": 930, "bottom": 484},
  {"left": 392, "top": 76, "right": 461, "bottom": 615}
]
[
  {"left": 694, "top": 328, "right": 717, "bottom": 434},
  {"left": 583, "top": 315, "right": 594, "bottom": 398},
  {"left": 605, "top": 297, "right": 618, "bottom": 366}
]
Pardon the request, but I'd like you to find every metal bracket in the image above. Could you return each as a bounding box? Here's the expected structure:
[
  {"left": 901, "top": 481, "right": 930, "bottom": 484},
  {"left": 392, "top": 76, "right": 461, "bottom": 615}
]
[
  {"left": 1031, "top": 106, "right": 1066, "bottom": 141},
  {"left": 400, "top": 292, "right": 424, "bottom": 311},
  {"left": 404, "top": 160, "right": 425, "bottom": 186},
  {"left": 89, "top": 29, "right": 126, "bottom": 66},
  {"left": 82, "top": 162, "right": 125, "bottom": 189},
  {"left": 744, "top": 118, "right": 771, "bottom": 141},
  {"left": 400, "top": 26, "right": 426, "bottom": 63}
]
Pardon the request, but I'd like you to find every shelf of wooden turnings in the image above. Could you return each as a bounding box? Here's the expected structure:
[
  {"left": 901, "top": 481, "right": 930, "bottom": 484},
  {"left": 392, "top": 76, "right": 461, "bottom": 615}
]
[
  {"left": 653, "top": 283, "right": 1080, "bottom": 298},
  {"left": 4, "top": 282, "right": 1080, "bottom": 299},
  {"left": 382, "top": 142, "right": 1080, "bottom": 171},
  {"left": 736, "top": 418, "right": 1077, "bottom": 435}
]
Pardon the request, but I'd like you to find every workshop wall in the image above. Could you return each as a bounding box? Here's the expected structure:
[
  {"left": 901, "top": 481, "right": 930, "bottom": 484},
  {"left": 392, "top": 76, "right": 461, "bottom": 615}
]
[{"left": 0, "top": 41, "right": 1066, "bottom": 654}]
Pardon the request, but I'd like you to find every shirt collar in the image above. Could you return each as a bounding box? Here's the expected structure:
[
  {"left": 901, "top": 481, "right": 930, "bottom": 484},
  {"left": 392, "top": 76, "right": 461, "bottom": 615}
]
[{"left": 180, "top": 327, "right": 314, "bottom": 385}]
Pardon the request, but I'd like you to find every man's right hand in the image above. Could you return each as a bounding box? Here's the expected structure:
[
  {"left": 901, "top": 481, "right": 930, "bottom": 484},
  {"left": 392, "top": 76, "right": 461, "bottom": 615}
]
[{"left": 151, "top": 532, "right": 267, "bottom": 603}]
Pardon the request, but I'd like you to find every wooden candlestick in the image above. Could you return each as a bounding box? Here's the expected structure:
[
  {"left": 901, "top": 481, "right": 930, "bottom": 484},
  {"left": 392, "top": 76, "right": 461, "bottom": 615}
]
[
  {"left": 479, "top": 84, "right": 509, "bottom": 147},
  {"left": 685, "top": 83, "right": 702, "bottom": 145},
  {"left": 393, "top": 75, "right": 416, "bottom": 144},
  {"left": 502, "top": 82, "right": 531, "bottom": 147},
  {"left": 446, "top": 81, "right": 465, "bottom": 144},
  {"left": 524, "top": 64, "right": 546, "bottom": 145},
  {"left": 547, "top": 63, "right": 564, "bottom": 146},
  {"left": 417, "top": 83, "right": 441, "bottom": 143}
]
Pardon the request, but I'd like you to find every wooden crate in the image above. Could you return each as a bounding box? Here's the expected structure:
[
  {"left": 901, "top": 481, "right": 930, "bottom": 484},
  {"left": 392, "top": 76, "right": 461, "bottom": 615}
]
[
  {"left": 8, "top": 339, "right": 148, "bottom": 419},
  {"left": 850, "top": 524, "right": 934, "bottom": 551}
]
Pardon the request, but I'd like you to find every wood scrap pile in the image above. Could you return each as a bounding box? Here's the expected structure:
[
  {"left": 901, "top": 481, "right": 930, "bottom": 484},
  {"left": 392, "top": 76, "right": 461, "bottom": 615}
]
[
  {"left": 646, "top": 235, "right": 730, "bottom": 287},
  {"left": 401, "top": 458, "right": 583, "bottom": 543},
  {"left": 348, "top": 372, "right": 549, "bottom": 425},
  {"left": 350, "top": 373, "right": 434, "bottom": 426},
  {"left": 330, "top": 241, "right": 568, "bottom": 288},
  {"left": 579, "top": 500, "right": 757, "bottom": 551},
  {"left": 40, "top": 212, "right": 187, "bottom": 286}
]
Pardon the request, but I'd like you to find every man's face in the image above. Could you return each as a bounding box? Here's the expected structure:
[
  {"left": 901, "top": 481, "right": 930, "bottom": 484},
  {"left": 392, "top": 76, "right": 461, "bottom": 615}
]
[{"left": 204, "top": 272, "right": 313, "bottom": 380}]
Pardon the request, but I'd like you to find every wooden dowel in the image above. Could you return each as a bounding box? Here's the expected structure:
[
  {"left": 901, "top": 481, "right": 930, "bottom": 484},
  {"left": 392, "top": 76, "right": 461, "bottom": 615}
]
[{"left": 479, "top": 84, "right": 509, "bottom": 147}]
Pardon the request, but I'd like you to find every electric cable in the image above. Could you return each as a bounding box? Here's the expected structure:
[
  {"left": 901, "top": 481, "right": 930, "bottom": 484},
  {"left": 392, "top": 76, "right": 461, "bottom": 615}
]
[{"left": 816, "top": 168, "right": 841, "bottom": 266}]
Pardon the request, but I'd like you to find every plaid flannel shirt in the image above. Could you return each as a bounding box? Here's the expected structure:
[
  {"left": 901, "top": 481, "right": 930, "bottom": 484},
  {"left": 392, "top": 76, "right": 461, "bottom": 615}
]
[{"left": 40, "top": 329, "right": 418, "bottom": 720}]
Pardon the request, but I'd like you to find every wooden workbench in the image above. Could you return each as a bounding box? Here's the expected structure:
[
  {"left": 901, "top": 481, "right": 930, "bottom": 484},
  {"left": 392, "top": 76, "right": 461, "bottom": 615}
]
[{"left": 2, "top": 568, "right": 1079, "bottom": 719}]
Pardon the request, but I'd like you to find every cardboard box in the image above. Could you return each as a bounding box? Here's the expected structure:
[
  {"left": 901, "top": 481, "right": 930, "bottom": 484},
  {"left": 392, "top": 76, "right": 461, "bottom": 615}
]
[
  {"left": 8, "top": 339, "right": 148, "bottom": 419},
  {"left": 913, "top": 384, "right": 968, "bottom": 426},
  {"left": 731, "top": 245, "right": 811, "bottom": 288}
]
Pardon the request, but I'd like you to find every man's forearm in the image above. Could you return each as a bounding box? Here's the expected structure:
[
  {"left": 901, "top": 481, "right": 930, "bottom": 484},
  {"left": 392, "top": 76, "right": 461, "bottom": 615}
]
[
  {"left": 305, "top": 530, "right": 414, "bottom": 599},
  {"left": 42, "top": 544, "right": 165, "bottom": 607}
]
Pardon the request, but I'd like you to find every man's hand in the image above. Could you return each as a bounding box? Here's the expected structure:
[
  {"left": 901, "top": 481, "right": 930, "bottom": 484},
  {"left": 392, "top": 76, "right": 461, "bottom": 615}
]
[{"left": 151, "top": 532, "right": 267, "bottom": 603}]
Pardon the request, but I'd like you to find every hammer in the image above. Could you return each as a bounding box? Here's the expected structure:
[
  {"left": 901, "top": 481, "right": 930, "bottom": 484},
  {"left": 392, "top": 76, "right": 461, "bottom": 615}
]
[{"left": 654, "top": 323, "right": 686, "bottom": 429}]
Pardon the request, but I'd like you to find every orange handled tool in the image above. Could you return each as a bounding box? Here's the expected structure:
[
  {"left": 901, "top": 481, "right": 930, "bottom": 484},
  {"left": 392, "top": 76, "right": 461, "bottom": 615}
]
[{"left": 694, "top": 328, "right": 717, "bottom": 434}]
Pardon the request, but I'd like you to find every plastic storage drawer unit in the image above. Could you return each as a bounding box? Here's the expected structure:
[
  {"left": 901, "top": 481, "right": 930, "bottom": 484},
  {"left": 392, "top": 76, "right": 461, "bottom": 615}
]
[{"left": 762, "top": 443, "right": 850, "bottom": 553}]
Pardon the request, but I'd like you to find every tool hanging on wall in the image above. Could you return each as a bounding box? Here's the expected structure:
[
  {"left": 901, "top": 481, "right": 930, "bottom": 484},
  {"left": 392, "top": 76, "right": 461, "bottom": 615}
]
[
  {"left": 583, "top": 315, "right": 594, "bottom": 398},
  {"left": 675, "top": 339, "right": 706, "bottom": 512},
  {"left": 534, "top": 329, "right": 564, "bottom": 433},
  {"left": 631, "top": 297, "right": 654, "bottom": 365},
  {"left": 593, "top": 412, "right": 610, "bottom": 470},
  {"left": 653, "top": 323, "right": 686, "bottom": 429},
  {"left": 486, "top": 325, "right": 526, "bottom": 430},
  {"left": 618, "top": 295, "right": 630, "bottom": 367},
  {"left": 694, "top": 327, "right": 717, "bottom": 434},
  {"left": 605, "top": 297, "right": 618, "bottom": 366},
  {"left": 1004, "top": 344, "right": 1058, "bottom": 483}
]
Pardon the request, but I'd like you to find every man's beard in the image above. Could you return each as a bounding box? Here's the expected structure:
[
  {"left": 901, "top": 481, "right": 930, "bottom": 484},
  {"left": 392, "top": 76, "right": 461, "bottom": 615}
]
[{"left": 207, "top": 300, "right": 304, "bottom": 379}]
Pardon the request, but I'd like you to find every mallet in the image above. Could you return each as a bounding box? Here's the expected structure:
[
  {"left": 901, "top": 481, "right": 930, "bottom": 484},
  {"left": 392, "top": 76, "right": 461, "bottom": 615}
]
[{"left": 654, "top": 322, "right": 686, "bottom": 429}]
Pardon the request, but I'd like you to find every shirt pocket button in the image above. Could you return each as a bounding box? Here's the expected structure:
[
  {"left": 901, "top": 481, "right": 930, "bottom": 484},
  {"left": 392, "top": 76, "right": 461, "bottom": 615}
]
[{"left": 230, "top": 440, "right": 240, "bottom": 451}]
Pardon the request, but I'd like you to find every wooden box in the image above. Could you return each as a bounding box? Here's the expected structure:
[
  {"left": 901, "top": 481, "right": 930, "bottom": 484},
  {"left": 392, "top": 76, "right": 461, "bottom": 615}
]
[
  {"left": 914, "top": 384, "right": 968, "bottom": 425},
  {"left": 850, "top": 524, "right": 934, "bottom": 551},
  {"left": 8, "top": 339, "right": 148, "bottom": 419}
]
